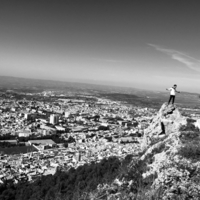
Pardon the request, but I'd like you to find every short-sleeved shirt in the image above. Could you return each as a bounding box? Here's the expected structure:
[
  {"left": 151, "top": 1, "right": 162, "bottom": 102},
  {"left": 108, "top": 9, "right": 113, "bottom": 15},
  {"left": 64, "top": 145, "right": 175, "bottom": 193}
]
[{"left": 168, "top": 87, "right": 176, "bottom": 95}]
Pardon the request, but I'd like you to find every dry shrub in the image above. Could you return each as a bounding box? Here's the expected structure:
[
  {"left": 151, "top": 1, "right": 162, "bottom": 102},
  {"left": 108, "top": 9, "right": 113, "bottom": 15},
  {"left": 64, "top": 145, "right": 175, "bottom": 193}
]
[{"left": 179, "top": 141, "right": 200, "bottom": 160}]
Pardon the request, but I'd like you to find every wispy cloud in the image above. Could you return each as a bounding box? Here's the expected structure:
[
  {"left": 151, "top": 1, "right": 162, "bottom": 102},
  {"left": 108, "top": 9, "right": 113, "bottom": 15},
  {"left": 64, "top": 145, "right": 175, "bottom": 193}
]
[
  {"left": 90, "top": 57, "right": 123, "bottom": 63},
  {"left": 148, "top": 44, "right": 200, "bottom": 72}
]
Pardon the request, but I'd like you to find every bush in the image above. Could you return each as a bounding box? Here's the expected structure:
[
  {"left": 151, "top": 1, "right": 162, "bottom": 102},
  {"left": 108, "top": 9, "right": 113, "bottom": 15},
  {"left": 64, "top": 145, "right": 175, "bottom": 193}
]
[
  {"left": 180, "top": 118, "right": 198, "bottom": 132},
  {"left": 0, "top": 156, "right": 122, "bottom": 200},
  {"left": 179, "top": 141, "right": 200, "bottom": 159}
]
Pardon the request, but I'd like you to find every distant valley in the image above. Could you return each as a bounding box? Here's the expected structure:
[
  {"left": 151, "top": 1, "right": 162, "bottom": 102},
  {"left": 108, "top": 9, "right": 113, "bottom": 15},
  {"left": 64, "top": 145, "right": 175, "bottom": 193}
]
[{"left": 0, "top": 75, "right": 200, "bottom": 110}]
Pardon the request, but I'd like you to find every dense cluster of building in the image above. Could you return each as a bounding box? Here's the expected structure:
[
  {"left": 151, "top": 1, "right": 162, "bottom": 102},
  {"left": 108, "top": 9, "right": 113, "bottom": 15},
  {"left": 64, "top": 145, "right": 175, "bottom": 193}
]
[{"left": 0, "top": 90, "right": 156, "bottom": 184}]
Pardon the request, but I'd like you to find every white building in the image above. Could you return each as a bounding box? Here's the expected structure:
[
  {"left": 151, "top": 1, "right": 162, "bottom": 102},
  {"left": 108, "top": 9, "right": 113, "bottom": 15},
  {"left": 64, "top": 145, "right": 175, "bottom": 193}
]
[
  {"left": 24, "top": 113, "right": 31, "bottom": 120},
  {"left": 50, "top": 114, "right": 59, "bottom": 125},
  {"left": 18, "top": 130, "right": 31, "bottom": 137},
  {"left": 65, "top": 112, "right": 70, "bottom": 118},
  {"left": 55, "top": 126, "right": 65, "bottom": 131}
]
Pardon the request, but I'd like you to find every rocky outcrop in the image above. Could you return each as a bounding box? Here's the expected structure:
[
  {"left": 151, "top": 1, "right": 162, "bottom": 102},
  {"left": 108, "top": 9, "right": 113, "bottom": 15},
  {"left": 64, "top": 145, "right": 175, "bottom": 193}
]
[
  {"left": 138, "top": 103, "right": 200, "bottom": 199},
  {"left": 142, "top": 103, "right": 187, "bottom": 148},
  {"left": 93, "top": 103, "right": 200, "bottom": 199}
]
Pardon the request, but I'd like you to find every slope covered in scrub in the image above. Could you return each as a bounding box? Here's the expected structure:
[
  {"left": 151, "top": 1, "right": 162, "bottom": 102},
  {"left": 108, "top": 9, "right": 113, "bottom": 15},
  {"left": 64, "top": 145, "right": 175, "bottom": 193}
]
[{"left": 93, "top": 103, "right": 200, "bottom": 200}]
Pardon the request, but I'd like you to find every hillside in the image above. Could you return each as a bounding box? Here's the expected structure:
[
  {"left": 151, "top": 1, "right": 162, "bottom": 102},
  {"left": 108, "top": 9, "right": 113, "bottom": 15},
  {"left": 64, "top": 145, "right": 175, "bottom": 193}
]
[{"left": 92, "top": 103, "right": 200, "bottom": 199}]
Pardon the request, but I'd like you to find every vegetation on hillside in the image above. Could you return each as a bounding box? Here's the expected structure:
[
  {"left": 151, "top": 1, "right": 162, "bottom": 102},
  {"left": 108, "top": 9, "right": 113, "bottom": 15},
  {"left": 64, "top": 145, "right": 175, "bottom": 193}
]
[{"left": 0, "top": 156, "right": 134, "bottom": 200}]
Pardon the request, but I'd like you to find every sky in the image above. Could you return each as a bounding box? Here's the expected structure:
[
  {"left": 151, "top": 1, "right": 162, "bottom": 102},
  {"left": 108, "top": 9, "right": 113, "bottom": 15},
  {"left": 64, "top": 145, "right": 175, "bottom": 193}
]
[{"left": 0, "top": 0, "right": 200, "bottom": 92}]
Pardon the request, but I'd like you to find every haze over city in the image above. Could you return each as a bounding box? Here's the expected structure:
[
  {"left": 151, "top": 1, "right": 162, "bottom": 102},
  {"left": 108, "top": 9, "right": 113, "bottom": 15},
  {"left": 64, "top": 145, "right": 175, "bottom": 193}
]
[{"left": 1, "top": 0, "right": 200, "bottom": 92}]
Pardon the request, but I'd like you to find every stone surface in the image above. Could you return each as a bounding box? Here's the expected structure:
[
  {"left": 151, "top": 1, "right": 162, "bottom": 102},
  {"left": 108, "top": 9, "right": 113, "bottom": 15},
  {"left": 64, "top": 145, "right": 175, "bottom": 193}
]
[
  {"left": 95, "top": 103, "right": 200, "bottom": 199},
  {"left": 142, "top": 103, "right": 187, "bottom": 147},
  {"left": 138, "top": 103, "right": 200, "bottom": 199}
]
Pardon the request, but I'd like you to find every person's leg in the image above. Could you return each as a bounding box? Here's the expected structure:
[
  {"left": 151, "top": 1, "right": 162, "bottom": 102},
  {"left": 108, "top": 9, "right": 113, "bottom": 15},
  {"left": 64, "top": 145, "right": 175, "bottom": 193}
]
[
  {"left": 168, "top": 95, "right": 172, "bottom": 104},
  {"left": 172, "top": 95, "right": 175, "bottom": 104}
]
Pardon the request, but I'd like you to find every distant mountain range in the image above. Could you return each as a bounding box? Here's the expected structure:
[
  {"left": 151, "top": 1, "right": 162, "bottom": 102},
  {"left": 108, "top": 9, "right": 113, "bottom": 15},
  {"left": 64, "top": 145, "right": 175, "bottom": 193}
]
[
  {"left": 0, "top": 75, "right": 159, "bottom": 95},
  {"left": 0, "top": 75, "right": 199, "bottom": 108}
]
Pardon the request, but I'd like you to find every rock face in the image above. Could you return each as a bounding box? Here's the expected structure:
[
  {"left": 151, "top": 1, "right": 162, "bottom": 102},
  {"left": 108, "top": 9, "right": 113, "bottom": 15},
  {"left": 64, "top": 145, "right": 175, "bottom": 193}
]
[
  {"left": 142, "top": 103, "right": 187, "bottom": 148},
  {"left": 94, "top": 103, "right": 200, "bottom": 199},
  {"left": 138, "top": 103, "right": 200, "bottom": 199}
]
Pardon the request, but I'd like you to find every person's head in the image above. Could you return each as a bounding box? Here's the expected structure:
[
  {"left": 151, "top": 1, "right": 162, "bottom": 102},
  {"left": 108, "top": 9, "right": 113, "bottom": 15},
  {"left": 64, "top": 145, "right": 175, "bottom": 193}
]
[{"left": 173, "top": 84, "right": 177, "bottom": 88}]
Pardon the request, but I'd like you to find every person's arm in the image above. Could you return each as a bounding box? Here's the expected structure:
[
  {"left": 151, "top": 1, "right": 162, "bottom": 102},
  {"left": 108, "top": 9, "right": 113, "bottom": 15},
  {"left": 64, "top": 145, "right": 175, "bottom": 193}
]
[
  {"left": 166, "top": 88, "right": 171, "bottom": 91},
  {"left": 175, "top": 89, "right": 181, "bottom": 93}
]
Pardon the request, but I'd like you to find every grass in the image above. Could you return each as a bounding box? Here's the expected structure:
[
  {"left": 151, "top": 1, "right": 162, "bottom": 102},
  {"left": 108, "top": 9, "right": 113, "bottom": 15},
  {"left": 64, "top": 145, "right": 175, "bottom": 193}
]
[
  {"left": 179, "top": 141, "right": 200, "bottom": 160},
  {"left": 179, "top": 118, "right": 200, "bottom": 159}
]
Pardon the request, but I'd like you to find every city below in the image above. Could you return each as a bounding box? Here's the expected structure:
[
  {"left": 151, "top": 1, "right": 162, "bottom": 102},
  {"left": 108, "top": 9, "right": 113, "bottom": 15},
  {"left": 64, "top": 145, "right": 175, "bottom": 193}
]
[
  {"left": 0, "top": 86, "right": 156, "bottom": 184},
  {"left": 0, "top": 77, "right": 200, "bottom": 199}
]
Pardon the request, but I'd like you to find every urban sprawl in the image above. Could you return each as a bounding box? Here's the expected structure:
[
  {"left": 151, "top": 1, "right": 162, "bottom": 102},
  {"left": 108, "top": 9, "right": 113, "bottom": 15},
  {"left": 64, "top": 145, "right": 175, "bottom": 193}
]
[{"left": 0, "top": 90, "right": 157, "bottom": 184}]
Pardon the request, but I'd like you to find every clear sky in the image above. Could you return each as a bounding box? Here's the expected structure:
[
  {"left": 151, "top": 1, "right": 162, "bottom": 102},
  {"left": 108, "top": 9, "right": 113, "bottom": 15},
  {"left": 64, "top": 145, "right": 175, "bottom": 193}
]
[{"left": 1, "top": 0, "right": 200, "bottom": 92}]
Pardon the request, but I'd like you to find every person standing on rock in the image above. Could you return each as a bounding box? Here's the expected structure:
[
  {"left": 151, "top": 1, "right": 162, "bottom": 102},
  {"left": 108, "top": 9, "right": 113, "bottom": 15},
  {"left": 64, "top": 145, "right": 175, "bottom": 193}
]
[{"left": 166, "top": 84, "right": 180, "bottom": 105}]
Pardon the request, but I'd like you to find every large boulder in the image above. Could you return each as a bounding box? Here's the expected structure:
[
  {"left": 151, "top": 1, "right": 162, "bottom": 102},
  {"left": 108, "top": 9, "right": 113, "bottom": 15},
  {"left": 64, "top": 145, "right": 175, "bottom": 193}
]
[{"left": 142, "top": 103, "right": 187, "bottom": 147}]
